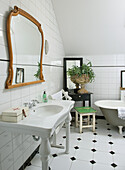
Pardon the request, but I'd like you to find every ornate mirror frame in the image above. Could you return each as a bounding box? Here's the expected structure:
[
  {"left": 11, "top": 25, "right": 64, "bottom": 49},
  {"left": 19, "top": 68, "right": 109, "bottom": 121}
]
[{"left": 6, "top": 6, "right": 45, "bottom": 89}]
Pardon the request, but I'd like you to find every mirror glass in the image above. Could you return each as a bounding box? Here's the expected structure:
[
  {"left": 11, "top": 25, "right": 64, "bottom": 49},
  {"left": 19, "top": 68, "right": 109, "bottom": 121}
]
[
  {"left": 121, "top": 71, "right": 125, "bottom": 88},
  {"left": 11, "top": 15, "right": 42, "bottom": 84},
  {"left": 67, "top": 60, "right": 81, "bottom": 89},
  {"left": 64, "top": 58, "right": 83, "bottom": 90}
]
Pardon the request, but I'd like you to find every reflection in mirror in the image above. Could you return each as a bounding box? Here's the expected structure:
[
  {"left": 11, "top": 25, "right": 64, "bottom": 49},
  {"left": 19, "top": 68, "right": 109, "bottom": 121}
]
[
  {"left": 11, "top": 15, "right": 41, "bottom": 66},
  {"left": 6, "top": 6, "right": 44, "bottom": 89},
  {"left": 13, "top": 65, "right": 40, "bottom": 84},
  {"left": 64, "top": 58, "right": 83, "bottom": 90},
  {"left": 11, "top": 14, "right": 42, "bottom": 83},
  {"left": 121, "top": 70, "right": 125, "bottom": 89},
  {"left": 15, "top": 68, "right": 24, "bottom": 84}
]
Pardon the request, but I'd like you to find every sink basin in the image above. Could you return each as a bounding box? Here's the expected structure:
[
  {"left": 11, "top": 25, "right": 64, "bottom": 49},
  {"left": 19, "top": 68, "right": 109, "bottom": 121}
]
[
  {"left": 0, "top": 100, "right": 75, "bottom": 170},
  {"left": 35, "top": 105, "right": 63, "bottom": 117}
]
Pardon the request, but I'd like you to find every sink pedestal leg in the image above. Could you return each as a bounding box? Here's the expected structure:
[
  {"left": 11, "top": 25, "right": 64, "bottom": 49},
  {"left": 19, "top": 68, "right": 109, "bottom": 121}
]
[
  {"left": 65, "top": 113, "right": 70, "bottom": 154},
  {"left": 39, "top": 138, "right": 51, "bottom": 170}
]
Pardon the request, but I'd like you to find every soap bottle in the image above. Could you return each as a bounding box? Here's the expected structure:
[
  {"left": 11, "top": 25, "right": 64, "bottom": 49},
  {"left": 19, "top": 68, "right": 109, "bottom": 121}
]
[{"left": 43, "top": 91, "right": 48, "bottom": 103}]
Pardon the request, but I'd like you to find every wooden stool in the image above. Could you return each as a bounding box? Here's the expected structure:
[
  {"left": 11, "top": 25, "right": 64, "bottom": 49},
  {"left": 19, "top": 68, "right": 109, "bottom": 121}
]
[{"left": 74, "top": 107, "right": 96, "bottom": 133}]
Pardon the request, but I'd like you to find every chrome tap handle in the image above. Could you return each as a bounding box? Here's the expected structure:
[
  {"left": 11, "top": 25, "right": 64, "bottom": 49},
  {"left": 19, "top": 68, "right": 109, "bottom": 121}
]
[
  {"left": 23, "top": 103, "right": 29, "bottom": 107},
  {"left": 31, "top": 99, "right": 39, "bottom": 106},
  {"left": 29, "top": 102, "right": 33, "bottom": 108},
  {"left": 35, "top": 99, "right": 39, "bottom": 104},
  {"left": 31, "top": 100, "right": 36, "bottom": 106}
]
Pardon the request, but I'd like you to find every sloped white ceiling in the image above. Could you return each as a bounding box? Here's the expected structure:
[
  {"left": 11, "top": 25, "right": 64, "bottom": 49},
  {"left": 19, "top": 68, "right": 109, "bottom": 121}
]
[{"left": 52, "top": 0, "right": 125, "bottom": 55}]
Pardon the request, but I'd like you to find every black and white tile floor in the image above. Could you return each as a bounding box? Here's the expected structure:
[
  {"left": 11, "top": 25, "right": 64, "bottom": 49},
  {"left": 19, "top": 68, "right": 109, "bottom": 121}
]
[{"left": 25, "top": 119, "right": 125, "bottom": 170}]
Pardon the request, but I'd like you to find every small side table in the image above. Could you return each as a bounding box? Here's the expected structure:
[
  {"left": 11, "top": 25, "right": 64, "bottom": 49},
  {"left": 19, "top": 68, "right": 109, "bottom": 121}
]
[
  {"left": 74, "top": 107, "right": 97, "bottom": 133},
  {"left": 68, "top": 89, "right": 92, "bottom": 107}
]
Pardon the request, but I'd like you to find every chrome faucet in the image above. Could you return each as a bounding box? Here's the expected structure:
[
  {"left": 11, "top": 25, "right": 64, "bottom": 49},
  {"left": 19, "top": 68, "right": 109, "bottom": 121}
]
[
  {"left": 24, "top": 100, "right": 39, "bottom": 109},
  {"left": 31, "top": 99, "right": 39, "bottom": 106},
  {"left": 23, "top": 102, "right": 33, "bottom": 109}
]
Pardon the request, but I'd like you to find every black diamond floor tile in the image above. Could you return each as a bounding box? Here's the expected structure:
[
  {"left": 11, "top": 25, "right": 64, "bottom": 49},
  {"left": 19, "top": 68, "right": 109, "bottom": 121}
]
[
  {"left": 92, "top": 140, "right": 97, "bottom": 143},
  {"left": 109, "top": 151, "right": 115, "bottom": 155},
  {"left": 77, "top": 138, "right": 82, "bottom": 141},
  {"left": 107, "top": 128, "right": 111, "bottom": 130},
  {"left": 123, "top": 136, "right": 125, "bottom": 138},
  {"left": 70, "top": 157, "right": 76, "bottom": 161},
  {"left": 90, "top": 160, "right": 96, "bottom": 164},
  {"left": 108, "top": 134, "right": 112, "bottom": 137},
  {"left": 111, "top": 163, "right": 117, "bottom": 168},
  {"left": 93, "top": 133, "right": 97, "bottom": 135},
  {"left": 109, "top": 142, "right": 113, "bottom": 145},
  {"left": 63, "top": 136, "right": 66, "bottom": 139},
  {"left": 95, "top": 127, "right": 97, "bottom": 129},
  {"left": 107, "top": 123, "right": 110, "bottom": 125},
  {"left": 74, "top": 146, "right": 79, "bottom": 150},
  {"left": 52, "top": 154, "right": 58, "bottom": 157},
  {"left": 91, "top": 148, "right": 97, "bottom": 152}
]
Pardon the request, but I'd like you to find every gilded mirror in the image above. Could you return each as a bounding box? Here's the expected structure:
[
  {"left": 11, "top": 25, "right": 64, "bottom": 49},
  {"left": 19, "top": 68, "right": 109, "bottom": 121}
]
[{"left": 6, "top": 6, "right": 45, "bottom": 89}]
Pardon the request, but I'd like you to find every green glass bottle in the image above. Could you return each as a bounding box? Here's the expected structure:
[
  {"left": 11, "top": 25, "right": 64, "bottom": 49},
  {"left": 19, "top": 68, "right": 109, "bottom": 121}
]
[{"left": 42, "top": 91, "right": 48, "bottom": 103}]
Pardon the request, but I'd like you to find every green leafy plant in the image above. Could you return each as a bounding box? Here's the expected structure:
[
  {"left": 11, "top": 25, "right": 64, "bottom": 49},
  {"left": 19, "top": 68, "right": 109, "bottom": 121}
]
[
  {"left": 34, "top": 62, "right": 40, "bottom": 79},
  {"left": 67, "top": 61, "right": 95, "bottom": 83}
]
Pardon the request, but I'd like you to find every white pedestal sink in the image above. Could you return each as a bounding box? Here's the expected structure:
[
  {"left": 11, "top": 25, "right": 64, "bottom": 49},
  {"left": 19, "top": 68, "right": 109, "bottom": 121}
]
[{"left": 0, "top": 100, "right": 74, "bottom": 170}]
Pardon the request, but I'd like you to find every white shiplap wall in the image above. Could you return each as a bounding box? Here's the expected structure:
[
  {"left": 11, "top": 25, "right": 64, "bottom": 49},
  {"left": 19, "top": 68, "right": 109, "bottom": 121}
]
[{"left": 0, "top": 0, "right": 65, "bottom": 169}]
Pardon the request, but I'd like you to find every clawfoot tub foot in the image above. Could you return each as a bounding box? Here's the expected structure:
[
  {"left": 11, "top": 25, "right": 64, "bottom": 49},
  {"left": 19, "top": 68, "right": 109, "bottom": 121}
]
[{"left": 118, "top": 126, "right": 123, "bottom": 134}]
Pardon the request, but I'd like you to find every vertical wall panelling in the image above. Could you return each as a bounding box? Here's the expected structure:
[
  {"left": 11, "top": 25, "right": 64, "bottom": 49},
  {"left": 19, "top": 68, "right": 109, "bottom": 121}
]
[{"left": 0, "top": 0, "right": 65, "bottom": 169}]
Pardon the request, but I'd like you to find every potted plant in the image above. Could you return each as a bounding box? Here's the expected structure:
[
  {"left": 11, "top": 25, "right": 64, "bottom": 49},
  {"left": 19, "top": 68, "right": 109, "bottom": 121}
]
[
  {"left": 67, "top": 61, "right": 95, "bottom": 94},
  {"left": 34, "top": 62, "right": 40, "bottom": 79}
]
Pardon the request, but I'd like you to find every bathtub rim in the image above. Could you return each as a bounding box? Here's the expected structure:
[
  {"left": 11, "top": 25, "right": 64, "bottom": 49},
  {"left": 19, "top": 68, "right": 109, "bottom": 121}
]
[{"left": 95, "top": 100, "right": 125, "bottom": 109}]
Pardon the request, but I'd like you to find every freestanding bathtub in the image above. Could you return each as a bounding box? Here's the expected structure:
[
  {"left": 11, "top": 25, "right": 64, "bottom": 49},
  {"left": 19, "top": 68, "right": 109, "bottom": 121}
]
[{"left": 95, "top": 100, "right": 125, "bottom": 134}]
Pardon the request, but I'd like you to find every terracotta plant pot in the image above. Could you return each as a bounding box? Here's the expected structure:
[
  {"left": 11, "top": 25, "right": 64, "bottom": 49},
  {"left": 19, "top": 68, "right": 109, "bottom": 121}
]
[{"left": 75, "top": 74, "right": 90, "bottom": 94}]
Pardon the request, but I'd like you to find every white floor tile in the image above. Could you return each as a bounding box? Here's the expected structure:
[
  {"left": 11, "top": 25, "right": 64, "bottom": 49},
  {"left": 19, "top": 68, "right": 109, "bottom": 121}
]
[
  {"left": 24, "top": 119, "right": 125, "bottom": 170},
  {"left": 111, "top": 136, "right": 125, "bottom": 145},
  {"left": 94, "top": 151, "right": 113, "bottom": 165},
  {"left": 50, "top": 154, "right": 72, "bottom": 170},
  {"left": 113, "top": 153, "right": 125, "bottom": 167},
  {"left": 111, "top": 143, "right": 125, "bottom": 154},
  {"left": 95, "top": 129, "right": 108, "bottom": 135},
  {"left": 80, "top": 132, "right": 96, "bottom": 141},
  {"left": 94, "top": 142, "right": 112, "bottom": 152},
  {"left": 70, "top": 160, "right": 92, "bottom": 170},
  {"left": 93, "top": 163, "right": 114, "bottom": 170},
  {"left": 95, "top": 134, "right": 111, "bottom": 142},
  {"left": 78, "top": 138, "right": 95, "bottom": 150},
  {"left": 75, "top": 148, "right": 94, "bottom": 162},
  {"left": 61, "top": 138, "right": 79, "bottom": 150},
  {"left": 115, "top": 166, "right": 125, "bottom": 170}
]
